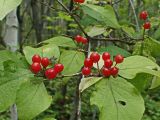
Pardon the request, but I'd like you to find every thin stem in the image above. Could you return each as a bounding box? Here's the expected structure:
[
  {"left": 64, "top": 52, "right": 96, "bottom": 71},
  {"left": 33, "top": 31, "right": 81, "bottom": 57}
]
[
  {"left": 140, "top": 29, "right": 146, "bottom": 55},
  {"left": 129, "top": 0, "right": 140, "bottom": 32},
  {"left": 55, "top": 0, "right": 89, "bottom": 38},
  {"left": 97, "top": 62, "right": 101, "bottom": 75}
]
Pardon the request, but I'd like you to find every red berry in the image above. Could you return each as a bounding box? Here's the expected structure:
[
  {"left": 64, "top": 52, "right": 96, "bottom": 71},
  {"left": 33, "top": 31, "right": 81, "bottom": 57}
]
[
  {"left": 82, "top": 67, "right": 91, "bottom": 76},
  {"left": 114, "top": 54, "right": 124, "bottom": 64},
  {"left": 31, "top": 62, "right": 41, "bottom": 74},
  {"left": 81, "top": 37, "right": 88, "bottom": 44},
  {"left": 104, "top": 59, "right": 113, "bottom": 68},
  {"left": 41, "top": 57, "right": 50, "bottom": 68},
  {"left": 45, "top": 68, "right": 57, "bottom": 80},
  {"left": 90, "top": 52, "right": 100, "bottom": 63},
  {"left": 84, "top": 58, "right": 93, "bottom": 68},
  {"left": 75, "top": 35, "right": 82, "bottom": 43},
  {"left": 139, "top": 11, "right": 148, "bottom": 20},
  {"left": 73, "top": 0, "right": 85, "bottom": 3},
  {"left": 111, "top": 67, "right": 119, "bottom": 76},
  {"left": 102, "top": 67, "right": 111, "bottom": 77},
  {"left": 102, "top": 52, "right": 110, "bottom": 61},
  {"left": 54, "top": 64, "right": 64, "bottom": 73},
  {"left": 32, "top": 54, "right": 41, "bottom": 63},
  {"left": 143, "top": 22, "right": 151, "bottom": 29}
]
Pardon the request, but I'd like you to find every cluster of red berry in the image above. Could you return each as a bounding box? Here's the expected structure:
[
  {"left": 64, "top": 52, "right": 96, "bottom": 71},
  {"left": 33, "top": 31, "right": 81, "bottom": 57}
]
[
  {"left": 139, "top": 11, "right": 151, "bottom": 30},
  {"left": 73, "top": 0, "right": 85, "bottom": 3},
  {"left": 74, "top": 35, "right": 88, "bottom": 44},
  {"left": 30, "top": 54, "right": 64, "bottom": 80},
  {"left": 82, "top": 52, "right": 124, "bottom": 77}
]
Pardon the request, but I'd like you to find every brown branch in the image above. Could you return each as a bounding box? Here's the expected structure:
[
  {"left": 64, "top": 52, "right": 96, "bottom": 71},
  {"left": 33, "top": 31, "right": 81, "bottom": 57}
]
[{"left": 55, "top": 0, "right": 89, "bottom": 38}]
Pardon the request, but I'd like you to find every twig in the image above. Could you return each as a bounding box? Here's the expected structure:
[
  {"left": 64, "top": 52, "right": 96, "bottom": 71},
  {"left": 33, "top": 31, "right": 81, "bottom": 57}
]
[
  {"left": 40, "top": 1, "right": 66, "bottom": 12},
  {"left": 129, "top": 0, "right": 140, "bottom": 32},
  {"left": 55, "top": 0, "right": 89, "bottom": 38}
]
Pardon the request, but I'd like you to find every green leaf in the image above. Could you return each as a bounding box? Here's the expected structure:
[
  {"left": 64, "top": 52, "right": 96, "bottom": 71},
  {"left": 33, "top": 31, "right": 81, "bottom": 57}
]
[
  {"left": 41, "top": 36, "right": 77, "bottom": 48},
  {"left": 0, "top": 69, "right": 33, "bottom": 112},
  {"left": 0, "top": 0, "right": 22, "bottom": 20},
  {"left": 0, "top": 50, "right": 27, "bottom": 70},
  {"left": 150, "top": 76, "right": 160, "bottom": 89},
  {"left": 90, "top": 77, "right": 145, "bottom": 120},
  {"left": 23, "top": 44, "right": 60, "bottom": 64},
  {"left": 60, "top": 50, "right": 85, "bottom": 75},
  {"left": 87, "top": 26, "right": 106, "bottom": 37},
  {"left": 122, "top": 26, "right": 135, "bottom": 38},
  {"left": 79, "top": 77, "right": 103, "bottom": 92},
  {"left": 81, "top": 4, "right": 120, "bottom": 28},
  {"left": 133, "top": 37, "right": 160, "bottom": 58},
  {"left": 118, "top": 56, "right": 160, "bottom": 79},
  {"left": 127, "top": 73, "right": 153, "bottom": 91},
  {"left": 16, "top": 79, "right": 52, "bottom": 120}
]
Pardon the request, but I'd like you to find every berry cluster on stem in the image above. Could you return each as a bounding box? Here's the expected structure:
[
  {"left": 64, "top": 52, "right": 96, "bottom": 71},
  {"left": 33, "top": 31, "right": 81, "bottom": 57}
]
[
  {"left": 30, "top": 54, "right": 64, "bottom": 80},
  {"left": 81, "top": 52, "right": 124, "bottom": 78}
]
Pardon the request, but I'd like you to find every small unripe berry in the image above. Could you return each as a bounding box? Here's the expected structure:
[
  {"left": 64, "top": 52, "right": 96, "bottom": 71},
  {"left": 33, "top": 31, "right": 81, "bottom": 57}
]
[
  {"left": 114, "top": 54, "right": 124, "bottom": 64},
  {"left": 45, "top": 68, "right": 57, "bottom": 80},
  {"left": 104, "top": 59, "right": 113, "bottom": 68},
  {"left": 143, "top": 22, "right": 151, "bottom": 29},
  {"left": 41, "top": 57, "right": 50, "bottom": 68},
  {"left": 102, "top": 67, "right": 111, "bottom": 77},
  {"left": 139, "top": 11, "right": 148, "bottom": 20},
  {"left": 31, "top": 62, "right": 41, "bottom": 74},
  {"left": 102, "top": 52, "right": 110, "bottom": 61},
  {"left": 111, "top": 67, "right": 119, "bottom": 76},
  {"left": 82, "top": 67, "right": 91, "bottom": 76},
  {"left": 32, "top": 54, "right": 41, "bottom": 63},
  {"left": 84, "top": 58, "right": 93, "bottom": 68},
  {"left": 54, "top": 64, "right": 64, "bottom": 73},
  {"left": 90, "top": 52, "right": 100, "bottom": 63}
]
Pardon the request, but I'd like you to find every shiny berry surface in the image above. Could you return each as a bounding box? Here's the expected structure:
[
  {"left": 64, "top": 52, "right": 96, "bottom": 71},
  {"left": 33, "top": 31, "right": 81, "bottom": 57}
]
[
  {"left": 32, "top": 54, "right": 41, "bottom": 63},
  {"left": 104, "top": 59, "right": 113, "bottom": 68},
  {"left": 111, "top": 67, "right": 119, "bottom": 76},
  {"left": 102, "top": 67, "right": 111, "bottom": 77},
  {"left": 90, "top": 52, "right": 100, "bottom": 63},
  {"left": 45, "top": 68, "right": 57, "bottom": 80},
  {"left": 139, "top": 11, "right": 148, "bottom": 20},
  {"left": 54, "top": 64, "right": 64, "bottom": 73},
  {"left": 102, "top": 52, "right": 110, "bottom": 61},
  {"left": 114, "top": 54, "right": 124, "bottom": 64},
  {"left": 31, "top": 62, "right": 41, "bottom": 74},
  {"left": 84, "top": 58, "right": 93, "bottom": 68},
  {"left": 73, "top": 0, "right": 85, "bottom": 3},
  {"left": 82, "top": 67, "right": 91, "bottom": 76},
  {"left": 143, "top": 22, "right": 151, "bottom": 29},
  {"left": 41, "top": 57, "right": 50, "bottom": 68},
  {"left": 75, "top": 35, "right": 82, "bottom": 43},
  {"left": 81, "top": 37, "right": 88, "bottom": 44}
]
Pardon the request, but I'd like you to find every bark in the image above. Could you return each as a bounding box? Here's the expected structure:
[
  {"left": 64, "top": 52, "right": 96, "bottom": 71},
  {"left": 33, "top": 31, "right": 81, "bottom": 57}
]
[
  {"left": 2, "top": 8, "right": 19, "bottom": 120},
  {"left": 31, "top": 0, "right": 42, "bottom": 43},
  {"left": 2, "top": 9, "right": 19, "bottom": 51}
]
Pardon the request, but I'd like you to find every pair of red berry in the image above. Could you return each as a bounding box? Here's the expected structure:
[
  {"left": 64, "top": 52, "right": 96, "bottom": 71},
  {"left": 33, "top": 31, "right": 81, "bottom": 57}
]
[
  {"left": 82, "top": 52, "right": 124, "bottom": 77},
  {"left": 31, "top": 54, "right": 50, "bottom": 74},
  {"left": 139, "top": 11, "right": 151, "bottom": 30},
  {"left": 75, "top": 35, "right": 88, "bottom": 44},
  {"left": 73, "top": 0, "right": 85, "bottom": 3},
  {"left": 102, "top": 53, "right": 123, "bottom": 77},
  {"left": 82, "top": 52, "right": 100, "bottom": 76},
  {"left": 45, "top": 63, "right": 64, "bottom": 80}
]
